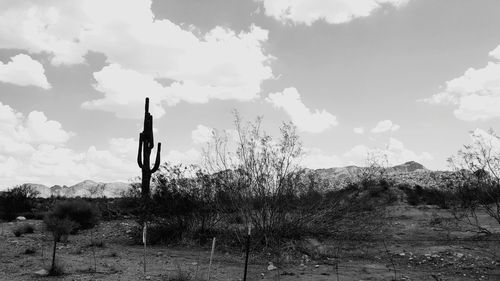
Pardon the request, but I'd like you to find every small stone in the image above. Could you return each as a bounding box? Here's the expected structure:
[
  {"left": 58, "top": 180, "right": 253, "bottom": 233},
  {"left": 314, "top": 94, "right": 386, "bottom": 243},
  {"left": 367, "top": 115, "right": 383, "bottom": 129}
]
[
  {"left": 16, "top": 216, "right": 26, "bottom": 221},
  {"left": 267, "top": 262, "right": 277, "bottom": 271},
  {"left": 34, "top": 269, "right": 48, "bottom": 276},
  {"left": 399, "top": 253, "right": 406, "bottom": 256}
]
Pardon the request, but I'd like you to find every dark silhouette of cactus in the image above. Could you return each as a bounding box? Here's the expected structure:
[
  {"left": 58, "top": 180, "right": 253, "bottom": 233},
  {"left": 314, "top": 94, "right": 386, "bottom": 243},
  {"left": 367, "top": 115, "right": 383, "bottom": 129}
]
[{"left": 137, "top": 97, "right": 161, "bottom": 200}]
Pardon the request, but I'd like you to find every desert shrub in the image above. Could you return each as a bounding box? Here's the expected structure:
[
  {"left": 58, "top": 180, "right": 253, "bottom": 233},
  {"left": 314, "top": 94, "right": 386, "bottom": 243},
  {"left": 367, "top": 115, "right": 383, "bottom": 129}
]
[
  {"left": 164, "top": 267, "right": 193, "bottom": 281},
  {"left": 47, "top": 261, "right": 65, "bottom": 276},
  {"left": 398, "top": 184, "right": 450, "bottom": 208},
  {"left": 44, "top": 214, "right": 78, "bottom": 241},
  {"left": 15, "top": 223, "right": 34, "bottom": 235},
  {"left": 88, "top": 239, "right": 105, "bottom": 248},
  {"left": 50, "top": 199, "right": 100, "bottom": 231},
  {"left": 44, "top": 213, "right": 78, "bottom": 274},
  {"left": 0, "top": 185, "right": 39, "bottom": 221},
  {"left": 24, "top": 247, "right": 36, "bottom": 254},
  {"left": 12, "top": 223, "right": 35, "bottom": 237},
  {"left": 446, "top": 129, "right": 500, "bottom": 233}
]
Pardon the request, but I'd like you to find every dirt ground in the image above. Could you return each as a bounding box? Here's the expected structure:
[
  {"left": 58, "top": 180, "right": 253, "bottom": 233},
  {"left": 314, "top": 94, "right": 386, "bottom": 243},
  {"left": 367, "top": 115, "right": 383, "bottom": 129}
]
[{"left": 1, "top": 203, "right": 500, "bottom": 281}]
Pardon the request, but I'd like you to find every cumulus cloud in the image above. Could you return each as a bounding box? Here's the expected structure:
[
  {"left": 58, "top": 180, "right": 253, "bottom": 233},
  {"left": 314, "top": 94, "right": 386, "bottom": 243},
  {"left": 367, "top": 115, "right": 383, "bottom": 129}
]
[
  {"left": 343, "top": 137, "right": 432, "bottom": 166},
  {"left": 0, "top": 102, "right": 147, "bottom": 187},
  {"left": 353, "top": 127, "right": 365, "bottom": 134},
  {"left": 0, "top": 54, "right": 50, "bottom": 89},
  {"left": 255, "top": 0, "right": 410, "bottom": 25},
  {"left": 0, "top": 0, "right": 273, "bottom": 117},
  {"left": 166, "top": 148, "right": 201, "bottom": 166},
  {"left": 266, "top": 87, "right": 338, "bottom": 133},
  {"left": 301, "top": 148, "right": 342, "bottom": 169},
  {"left": 423, "top": 45, "right": 500, "bottom": 121},
  {"left": 371, "top": 120, "right": 400, "bottom": 133},
  {"left": 191, "top": 125, "right": 214, "bottom": 144}
]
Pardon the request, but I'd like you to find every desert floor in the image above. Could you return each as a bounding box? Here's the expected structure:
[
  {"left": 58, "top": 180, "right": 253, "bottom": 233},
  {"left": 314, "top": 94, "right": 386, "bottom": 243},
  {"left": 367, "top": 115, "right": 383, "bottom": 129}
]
[{"left": 1, "top": 203, "right": 500, "bottom": 281}]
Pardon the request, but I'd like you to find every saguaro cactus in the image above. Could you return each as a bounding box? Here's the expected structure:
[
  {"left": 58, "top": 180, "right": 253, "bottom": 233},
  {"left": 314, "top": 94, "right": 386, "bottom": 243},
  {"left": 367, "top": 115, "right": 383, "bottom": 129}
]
[{"left": 137, "top": 97, "right": 161, "bottom": 199}]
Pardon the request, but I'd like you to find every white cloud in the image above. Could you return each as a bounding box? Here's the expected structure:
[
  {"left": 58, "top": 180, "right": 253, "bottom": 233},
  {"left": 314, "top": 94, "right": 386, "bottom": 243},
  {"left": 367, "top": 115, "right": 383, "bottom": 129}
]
[
  {"left": 82, "top": 64, "right": 175, "bottom": 118},
  {"left": 0, "top": 1, "right": 273, "bottom": 117},
  {"left": 25, "top": 111, "right": 73, "bottom": 144},
  {"left": 266, "top": 87, "right": 338, "bottom": 133},
  {"left": 301, "top": 148, "right": 342, "bottom": 169},
  {"left": 371, "top": 120, "right": 400, "bottom": 133},
  {"left": 166, "top": 148, "right": 201, "bottom": 166},
  {"left": 191, "top": 125, "right": 214, "bottom": 144},
  {"left": 0, "top": 102, "right": 144, "bottom": 187},
  {"left": 343, "top": 137, "right": 432, "bottom": 166},
  {"left": 353, "top": 127, "right": 365, "bottom": 134},
  {"left": 256, "top": 0, "right": 410, "bottom": 25},
  {"left": 109, "top": 137, "right": 137, "bottom": 157},
  {"left": 0, "top": 54, "right": 50, "bottom": 89},
  {"left": 424, "top": 45, "right": 500, "bottom": 121}
]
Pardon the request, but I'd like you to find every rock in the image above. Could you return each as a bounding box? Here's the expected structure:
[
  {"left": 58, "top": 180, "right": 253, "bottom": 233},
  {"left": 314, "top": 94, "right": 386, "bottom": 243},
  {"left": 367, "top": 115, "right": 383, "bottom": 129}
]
[
  {"left": 399, "top": 253, "right": 406, "bottom": 256},
  {"left": 16, "top": 216, "right": 26, "bottom": 221},
  {"left": 34, "top": 269, "right": 48, "bottom": 276},
  {"left": 267, "top": 262, "right": 277, "bottom": 271},
  {"left": 301, "top": 238, "right": 327, "bottom": 258},
  {"left": 455, "top": 253, "right": 464, "bottom": 258}
]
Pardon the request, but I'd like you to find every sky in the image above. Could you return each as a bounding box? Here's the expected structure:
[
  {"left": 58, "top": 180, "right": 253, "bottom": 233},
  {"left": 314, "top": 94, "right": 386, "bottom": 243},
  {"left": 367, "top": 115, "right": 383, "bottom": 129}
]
[{"left": 1, "top": 0, "right": 500, "bottom": 187}]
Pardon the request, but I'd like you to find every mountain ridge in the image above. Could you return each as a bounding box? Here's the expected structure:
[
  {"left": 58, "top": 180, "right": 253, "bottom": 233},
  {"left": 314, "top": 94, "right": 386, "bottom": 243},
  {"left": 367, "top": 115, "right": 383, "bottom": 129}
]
[{"left": 15, "top": 161, "right": 429, "bottom": 197}]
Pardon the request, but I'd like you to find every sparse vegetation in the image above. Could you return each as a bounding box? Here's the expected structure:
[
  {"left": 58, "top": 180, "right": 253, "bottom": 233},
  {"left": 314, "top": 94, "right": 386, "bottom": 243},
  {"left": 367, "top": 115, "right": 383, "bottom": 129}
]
[
  {"left": 448, "top": 129, "right": 500, "bottom": 233},
  {"left": 0, "top": 184, "right": 39, "bottom": 221},
  {"left": 50, "top": 199, "right": 100, "bottom": 231},
  {"left": 23, "top": 247, "right": 36, "bottom": 255},
  {"left": 47, "top": 261, "right": 65, "bottom": 276},
  {"left": 12, "top": 223, "right": 35, "bottom": 237}
]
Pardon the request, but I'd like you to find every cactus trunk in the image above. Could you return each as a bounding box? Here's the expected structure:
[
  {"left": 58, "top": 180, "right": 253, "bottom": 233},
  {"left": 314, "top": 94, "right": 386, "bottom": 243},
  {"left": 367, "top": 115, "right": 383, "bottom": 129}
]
[{"left": 137, "top": 97, "right": 162, "bottom": 206}]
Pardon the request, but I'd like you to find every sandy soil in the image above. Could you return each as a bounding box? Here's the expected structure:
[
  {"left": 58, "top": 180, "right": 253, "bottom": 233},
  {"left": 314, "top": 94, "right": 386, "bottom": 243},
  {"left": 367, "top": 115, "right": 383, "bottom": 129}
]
[{"left": 1, "top": 203, "right": 500, "bottom": 281}]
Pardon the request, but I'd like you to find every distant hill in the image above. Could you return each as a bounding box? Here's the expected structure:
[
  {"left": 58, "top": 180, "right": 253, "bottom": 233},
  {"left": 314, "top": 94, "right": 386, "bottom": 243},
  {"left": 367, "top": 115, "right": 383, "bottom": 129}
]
[
  {"left": 16, "top": 161, "right": 433, "bottom": 198},
  {"left": 389, "top": 161, "right": 427, "bottom": 173},
  {"left": 20, "top": 180, "right": 132, "bottom": 198}
]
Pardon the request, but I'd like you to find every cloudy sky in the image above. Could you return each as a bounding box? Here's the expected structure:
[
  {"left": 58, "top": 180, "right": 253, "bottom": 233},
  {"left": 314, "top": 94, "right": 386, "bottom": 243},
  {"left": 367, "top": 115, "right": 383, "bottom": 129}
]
[{"left": 1, "top": 0, "right": 500, "bottom": 187}]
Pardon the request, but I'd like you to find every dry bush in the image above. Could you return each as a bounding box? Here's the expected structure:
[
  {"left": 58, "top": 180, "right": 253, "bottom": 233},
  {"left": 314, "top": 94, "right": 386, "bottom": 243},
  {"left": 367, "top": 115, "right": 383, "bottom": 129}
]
[
  {"left": 448, "top": 129, "right": 500, "bottom": 234},
  {"left": 47, "top": 261, "right": 65, "bottom": 276},
  {"left": 50, "top": 199, "right": 100, "bottom": 231},
  {"left": 12, "top": 223, "right": 35, "bottom": 237},
  {"left": 202, "top": 112, "right": 352, "bottom": 247},
  {"left": 0, "top": 184, "right": 39, "bottom": 221}
]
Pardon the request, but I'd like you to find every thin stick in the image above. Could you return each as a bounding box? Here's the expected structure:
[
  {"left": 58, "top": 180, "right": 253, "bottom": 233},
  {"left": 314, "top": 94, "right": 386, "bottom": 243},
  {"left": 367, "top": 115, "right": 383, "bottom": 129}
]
[
  {"left": 383, "top": 240, "right": 397, "bottom": 281},
  {"left": 208, "top": 237, "right": 216, "bottom": 281},
  {"left": 243, "top": 224, "right": 251, "bottom": 281},
  {"left": 91, "top": 228, "right": 97, "bottom": 273},
  {"left": 194, "top": 239, "right": 201, "bottom": 281},
  {"left": 143, "top": 222, "right": 147, "bottom": 275}
]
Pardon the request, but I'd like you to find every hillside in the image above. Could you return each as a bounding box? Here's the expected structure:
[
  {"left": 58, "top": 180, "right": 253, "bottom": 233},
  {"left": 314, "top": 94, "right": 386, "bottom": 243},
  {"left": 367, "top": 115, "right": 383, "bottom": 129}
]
[{"left": 21, "top": 181, "right": 132, "bottom": 198}]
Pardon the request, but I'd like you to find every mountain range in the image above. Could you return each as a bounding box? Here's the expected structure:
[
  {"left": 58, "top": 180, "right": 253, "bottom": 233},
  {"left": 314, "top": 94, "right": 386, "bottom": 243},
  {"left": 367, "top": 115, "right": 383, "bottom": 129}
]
[
  {"left": 18, "top": 161, "right": 428, "bottom": 198},
  {"left": 21, "top": 180, "right": 132, "bottom": 198}
]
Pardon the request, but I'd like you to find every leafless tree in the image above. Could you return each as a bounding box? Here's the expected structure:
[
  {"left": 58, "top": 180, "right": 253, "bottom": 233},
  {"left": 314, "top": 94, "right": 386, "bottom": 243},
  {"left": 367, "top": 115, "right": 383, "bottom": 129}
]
[
  {"left": 448, "top": 129, "right": 500, "bottom": 234},
  {"left": 203, "top": 111, "right": 306, "bottom": 245}
]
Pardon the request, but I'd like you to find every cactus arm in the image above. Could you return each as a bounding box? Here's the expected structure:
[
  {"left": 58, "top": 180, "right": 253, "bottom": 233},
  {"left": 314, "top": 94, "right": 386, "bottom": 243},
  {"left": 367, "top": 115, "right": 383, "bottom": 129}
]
[
  {"left": 137, "top": 133, "right": 144, "bottom": 168},
  {"left": 149, "top": 115, "right": 154, "bottom": 148},
  {"left": 151, "top": 142, "right": 161, "bottom": 173}
]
